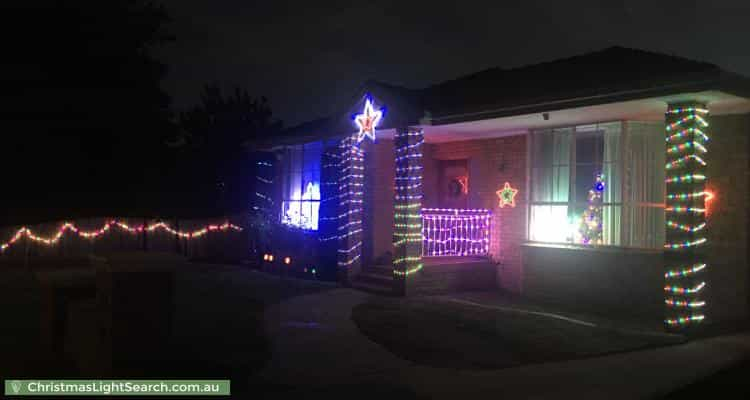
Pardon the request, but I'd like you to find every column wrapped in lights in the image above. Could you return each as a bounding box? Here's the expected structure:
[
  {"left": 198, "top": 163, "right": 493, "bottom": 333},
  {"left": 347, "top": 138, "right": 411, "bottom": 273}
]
[
  {"left": 336, "top": 135, "right": 365, "bottom": 284},
  {"left": 421, "top": 208, "right": 491, "bottom": 257},
  {"left": 392, "top": 127, "right": 424, "bottom": 294},
  {"left": 664, "top": 103, "right": 709, "bottom": 328}
]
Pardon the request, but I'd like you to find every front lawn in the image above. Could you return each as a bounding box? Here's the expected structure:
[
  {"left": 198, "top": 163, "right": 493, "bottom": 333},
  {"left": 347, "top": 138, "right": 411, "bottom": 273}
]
[{"left": 352, "top": 296, "right": 685, "bottom": 370}]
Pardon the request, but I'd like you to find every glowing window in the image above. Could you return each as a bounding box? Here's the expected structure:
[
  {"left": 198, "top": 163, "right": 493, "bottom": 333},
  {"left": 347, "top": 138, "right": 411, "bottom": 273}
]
[{"left": 280, "top": 142, "right": 322, "bottom": 230}]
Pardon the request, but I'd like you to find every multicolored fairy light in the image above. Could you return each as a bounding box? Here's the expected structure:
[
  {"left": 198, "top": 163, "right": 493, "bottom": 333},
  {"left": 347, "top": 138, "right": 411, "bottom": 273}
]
[
  {"left": 578, "top": 174, "right": 605, "bottom": 245},
  {"left": 665, "top": 263, "right": 707, "bottom": 279},
  {"left": 496, "top": 182, "right": 518, "bottom": 208},
  {"left": 354, "top": 97, "right": 383, "bottom": 143},
  {"left": 0, "top": 220, "right": 243, "bottom": 252},
  {"left": 663, "top": 103, "right": 709, "bottom": 328}
]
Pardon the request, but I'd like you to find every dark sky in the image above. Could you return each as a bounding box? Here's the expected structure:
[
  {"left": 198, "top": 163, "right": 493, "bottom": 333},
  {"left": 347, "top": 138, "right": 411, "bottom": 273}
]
[{"left": 157, "top": 0, "right": 750, "bottom": 127}]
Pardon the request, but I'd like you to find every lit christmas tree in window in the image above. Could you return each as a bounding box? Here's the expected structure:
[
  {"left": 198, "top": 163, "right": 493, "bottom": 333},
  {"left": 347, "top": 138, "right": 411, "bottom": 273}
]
[{"left": 578, "top": 174, "right": 605, "bottom": 245}]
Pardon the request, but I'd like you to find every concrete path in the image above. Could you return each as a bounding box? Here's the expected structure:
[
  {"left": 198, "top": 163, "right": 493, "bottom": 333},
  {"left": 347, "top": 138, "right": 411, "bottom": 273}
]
[{"left": 259, "top": 288, "right": 750, "bottom": 399}]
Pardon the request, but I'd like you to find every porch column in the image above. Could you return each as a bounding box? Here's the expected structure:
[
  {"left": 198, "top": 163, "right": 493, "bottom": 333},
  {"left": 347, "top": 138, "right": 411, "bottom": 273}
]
[
  {"left": 663, "top": 102, "right": 710, "bottom": 329},
  {"left": 392, "top": 127, "right": 424, "bottom": 295},
  {"left": 337, "top": 134, "right": 364, "bottom": 285}
]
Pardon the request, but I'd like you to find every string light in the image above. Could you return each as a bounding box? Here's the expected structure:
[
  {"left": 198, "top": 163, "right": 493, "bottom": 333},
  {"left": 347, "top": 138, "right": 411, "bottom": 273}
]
[
  {"left": 421, "top": 209, "right": 491, "bottom": 257},
  {"left": 664, "top": 282, "right": 706, "bottom": 294},
  {"left": 665, "top": 107, "right": 709, "bottom": 115},
  {"left": 665, "top": 206, "right": 705, "bottom": 214},
  {"left": 664, "top": 104, "right": 710, "bottom": 328},
  {"left": 664, "top": 237, "right": 707, "bottom": 249},
  {"left": 666, "top": 221, "right": 706, "bottom": 233},
  {"left": 666, "top": 191, "right": 710, "bottom": 201},
  {"left": 665, "top": 263, "right": 707, "bottom": 279},
  {"left": 665, "top": 299, "right": 706, "bottom": 308},
  {"left": 393, "top": 128, "right": 423, "bottom": 280},
  {"left": 665, "top": 155, "right": 706, "bottom": 170},
  {"left": 665, "top": 127, "right": 709, "bottom": 143},
  {"left": 665, "top": 315, "right": 705, "bottom": 326},
  {"left": 393, "top": 263, "right": 423, "bottom": 276},
  {"left": 578, "top": 174, "right": 605, "bottom": 245},
  {"left": 667, "top": 142, "right": 707, "bottom": 155},
  {"left": 1, "top": 220, "right": 242, "bottom": 252},
  {"left": 336, "top": 135, "right": 364, "bottom": 268},
  {"left": 665, "top": 174, "right": 706, "bottom": 184}
]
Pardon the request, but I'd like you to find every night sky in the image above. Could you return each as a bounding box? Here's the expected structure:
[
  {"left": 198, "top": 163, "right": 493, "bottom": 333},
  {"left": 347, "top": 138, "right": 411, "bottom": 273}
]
[{"left": 157, "top": 0, "right": 750, "bottom": 127}]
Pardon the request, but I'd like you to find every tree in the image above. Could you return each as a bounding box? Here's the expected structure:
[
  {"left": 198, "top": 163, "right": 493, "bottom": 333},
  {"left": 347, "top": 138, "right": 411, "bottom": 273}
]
[
  {"left": 171, "top": 85, "right": 283, "bottom": 215},
  {"left": 578, "top": 174, "right": 605, "bottom": 245}
]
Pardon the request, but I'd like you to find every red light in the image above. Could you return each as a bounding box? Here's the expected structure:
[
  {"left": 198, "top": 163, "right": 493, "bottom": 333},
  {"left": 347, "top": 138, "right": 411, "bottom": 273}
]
[
  {"left": 284, "top": 257, "right": 291, "bottom": 265},
  {"left": 705, "top": 190, "right": 715, "bottom": 216}
]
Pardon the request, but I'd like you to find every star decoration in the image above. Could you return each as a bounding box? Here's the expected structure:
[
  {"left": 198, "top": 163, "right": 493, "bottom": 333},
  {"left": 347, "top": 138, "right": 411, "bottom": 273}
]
[
  {"left": 496, "top": 182, "right": 518, "bottom": 208},
  {"left": 355, "top": 98, "right": 382, "bottom": 143}
]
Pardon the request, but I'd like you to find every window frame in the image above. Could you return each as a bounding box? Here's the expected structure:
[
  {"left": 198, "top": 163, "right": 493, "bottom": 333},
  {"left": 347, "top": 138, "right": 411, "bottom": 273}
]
[
  {"left": 279, "top": 141, "right": 323, "bottom": 231},
  {"left": 527, "top": 121, "right": 636, "bottom": 247}
]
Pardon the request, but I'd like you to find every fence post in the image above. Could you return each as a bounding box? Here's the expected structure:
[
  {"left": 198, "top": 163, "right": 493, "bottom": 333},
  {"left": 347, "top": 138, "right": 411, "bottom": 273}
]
[
  {"left": 142, "top": 217, "right": 148, "bottom": 252},
  {"left": 174, "top": 219, "right": 181, "bottom": 255}
]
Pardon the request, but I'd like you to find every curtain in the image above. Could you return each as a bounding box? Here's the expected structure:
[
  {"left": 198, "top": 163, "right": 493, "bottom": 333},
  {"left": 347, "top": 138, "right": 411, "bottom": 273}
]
[
  {"left": 601, "top": 122, "right": 621, "bottom": 245},
  {"left": 530, "top": 128, "right": 571, "bottom": 242},
  {"left": 623, "top": 122, "right": 665, "bottom": 248}
]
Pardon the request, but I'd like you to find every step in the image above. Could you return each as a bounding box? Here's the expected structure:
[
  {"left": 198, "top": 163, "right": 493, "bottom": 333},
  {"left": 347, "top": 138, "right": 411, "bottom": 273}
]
[
  {"left": 352, "top": 279, "right": 394, "bottom": 296},
  {"left": 358, "top": 271, "right": 394, "bottom": 285},
  {"left": 366, "top": 264, "right": 394, "bottom": 275}
]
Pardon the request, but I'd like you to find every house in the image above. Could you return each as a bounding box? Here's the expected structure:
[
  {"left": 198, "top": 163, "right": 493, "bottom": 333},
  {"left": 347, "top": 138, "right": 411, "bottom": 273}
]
[{"left": 255, "top": 47, "right": 750, "bottom": 330}]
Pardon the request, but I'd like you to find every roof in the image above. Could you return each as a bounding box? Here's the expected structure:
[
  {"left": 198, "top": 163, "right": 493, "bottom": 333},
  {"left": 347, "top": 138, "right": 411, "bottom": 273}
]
[{"left": 267, "top": 46, "right": 750, "bottom": 147}]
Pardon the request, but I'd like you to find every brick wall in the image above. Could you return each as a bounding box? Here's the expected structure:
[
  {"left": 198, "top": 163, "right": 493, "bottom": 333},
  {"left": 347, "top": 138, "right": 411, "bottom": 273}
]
[
  {"left": 429, "top": 134, "right": 528, "bottom": 293},
  {"left": 522, "top": 244, "right": 665, "bottom": 327},
  {"left": 705, "top": 113, "right": 750, "bottom": 323},
  {"left": 365, "top": 139, "right": 396, "bottom": 265}
]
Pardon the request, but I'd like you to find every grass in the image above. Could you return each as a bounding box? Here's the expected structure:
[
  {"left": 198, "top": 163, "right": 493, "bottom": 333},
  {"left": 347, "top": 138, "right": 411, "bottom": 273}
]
[
  {"left": 0, "top": 257, "right": 335, "bottom": 392},
  {"left": 660, "top": 359, "right": 750, "bottom": 399},
  {"left": 352, "top": 296, "right": 686, "bottom": 370}
]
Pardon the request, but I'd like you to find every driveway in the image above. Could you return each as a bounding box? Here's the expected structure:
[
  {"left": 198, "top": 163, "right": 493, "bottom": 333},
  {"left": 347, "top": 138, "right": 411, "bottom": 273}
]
[{"left": 260, "top": 288, "right": 750, "bottom": 399}]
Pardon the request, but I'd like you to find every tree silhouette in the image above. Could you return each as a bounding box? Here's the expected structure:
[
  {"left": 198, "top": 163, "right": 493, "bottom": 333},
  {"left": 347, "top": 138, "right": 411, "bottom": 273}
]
[{"left": 168, "top": 85, "right": 283, "bottom": 216}]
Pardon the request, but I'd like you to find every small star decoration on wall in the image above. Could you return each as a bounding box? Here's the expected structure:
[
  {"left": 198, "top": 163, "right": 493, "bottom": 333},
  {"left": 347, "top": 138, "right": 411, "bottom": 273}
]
[
  {"left": 355, "top": 97, "right": 383, "bottom": 143},
  {"left": 496, "top": 182, "right": 518, "bottom": 208}
]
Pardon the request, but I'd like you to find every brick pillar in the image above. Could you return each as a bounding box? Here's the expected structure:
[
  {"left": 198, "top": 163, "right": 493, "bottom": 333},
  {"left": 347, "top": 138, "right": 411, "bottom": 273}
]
[
  {"left": 664, "top": 102, "right": 710, "bottom": 330},
  {"left": 393, "top": 127, "right": 424, "bottom": 295},
  {"left": 337, "top": 135, "right": 364, "bottom": 285}
]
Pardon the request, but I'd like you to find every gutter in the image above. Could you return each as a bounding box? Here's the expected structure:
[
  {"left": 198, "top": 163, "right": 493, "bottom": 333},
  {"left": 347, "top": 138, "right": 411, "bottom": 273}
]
[{"left": 422, "top": 76, "right": 734, "bottom": 126}]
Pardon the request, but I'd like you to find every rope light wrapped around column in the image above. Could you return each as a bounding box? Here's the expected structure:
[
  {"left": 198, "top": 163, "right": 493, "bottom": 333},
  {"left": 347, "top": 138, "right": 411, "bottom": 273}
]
[
  {"left": 336, "top": 134, "right": 365, "bottom": 284},
  {"left": 393, "top": 127, "right": 424, "bottom": 294},
  {"left": 663, "top": 103, "right": 710, "bottom": 328}
]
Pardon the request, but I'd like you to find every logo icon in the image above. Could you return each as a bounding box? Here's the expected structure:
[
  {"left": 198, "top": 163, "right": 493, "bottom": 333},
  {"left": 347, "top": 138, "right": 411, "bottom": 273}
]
[{"left": 10, "top": 380, "right": 22, "bottom": 394}]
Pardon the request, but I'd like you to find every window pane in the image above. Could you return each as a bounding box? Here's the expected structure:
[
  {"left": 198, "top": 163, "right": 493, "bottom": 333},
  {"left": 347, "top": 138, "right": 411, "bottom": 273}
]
[
  {"left": 281, "top": 141, "right": 323, "bottom": 230},
  {"left": 602, "top": 205, "right": 621, "bottom": 246},
  {"left": 532, "top": 129, "right": 570, "bottom": 202},
  {"left": 532, "top": 167, "right": 551, "bottom": 202},
  {"left": 530, "top": 205, "right": 573, "bottom": 243}
]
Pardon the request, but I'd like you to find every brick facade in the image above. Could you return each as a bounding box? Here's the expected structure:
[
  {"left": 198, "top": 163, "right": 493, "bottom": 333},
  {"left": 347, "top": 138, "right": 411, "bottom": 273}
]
[
  {"left": 426, "top": 134, "right": 528, "bottom": 293},
  {"left": 704, "top": 113, "right": 750, "bottom": 323}
]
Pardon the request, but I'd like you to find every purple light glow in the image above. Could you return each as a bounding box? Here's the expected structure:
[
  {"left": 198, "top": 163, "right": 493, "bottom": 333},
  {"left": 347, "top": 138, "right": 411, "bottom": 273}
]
[{"left": 421, "top": 208, "right": 491, "bottom": 257}]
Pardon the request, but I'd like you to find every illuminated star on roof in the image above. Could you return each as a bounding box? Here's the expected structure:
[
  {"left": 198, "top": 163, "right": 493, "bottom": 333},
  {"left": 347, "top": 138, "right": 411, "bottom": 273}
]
[{"left": 355, "top": 98, "right": 382, "bottom": 143}]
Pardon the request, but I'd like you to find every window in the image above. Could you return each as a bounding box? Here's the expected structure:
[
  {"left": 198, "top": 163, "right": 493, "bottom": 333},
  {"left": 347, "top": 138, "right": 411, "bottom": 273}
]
[
  {"left": 529, "top": 121, "right": 663, "bottom": 248},
  {"left": 280, "top": 141, "right": 323, "bottom": 230}
]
